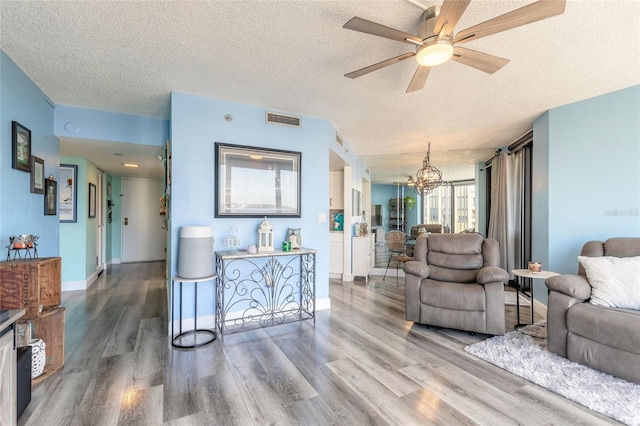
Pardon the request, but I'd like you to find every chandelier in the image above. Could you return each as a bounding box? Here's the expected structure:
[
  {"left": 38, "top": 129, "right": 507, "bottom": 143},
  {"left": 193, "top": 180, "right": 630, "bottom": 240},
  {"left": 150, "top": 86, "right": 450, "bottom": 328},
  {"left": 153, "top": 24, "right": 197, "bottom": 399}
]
[{"left": 414, "top": 143, "right": 442, "bottom": 196}]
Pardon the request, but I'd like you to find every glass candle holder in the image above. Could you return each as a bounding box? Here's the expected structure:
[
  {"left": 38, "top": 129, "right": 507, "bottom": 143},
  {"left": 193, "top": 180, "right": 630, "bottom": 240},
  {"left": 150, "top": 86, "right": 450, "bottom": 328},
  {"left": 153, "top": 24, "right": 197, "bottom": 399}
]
[{"left": 528, "top": 261, "right": 542, "bottom": 272}]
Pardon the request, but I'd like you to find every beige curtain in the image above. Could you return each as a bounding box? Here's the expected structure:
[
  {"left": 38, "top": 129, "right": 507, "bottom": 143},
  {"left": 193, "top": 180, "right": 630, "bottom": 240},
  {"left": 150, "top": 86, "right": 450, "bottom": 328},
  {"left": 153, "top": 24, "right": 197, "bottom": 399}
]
[{"left": 487, "top": 151, "right": 522, "bottom": 278}]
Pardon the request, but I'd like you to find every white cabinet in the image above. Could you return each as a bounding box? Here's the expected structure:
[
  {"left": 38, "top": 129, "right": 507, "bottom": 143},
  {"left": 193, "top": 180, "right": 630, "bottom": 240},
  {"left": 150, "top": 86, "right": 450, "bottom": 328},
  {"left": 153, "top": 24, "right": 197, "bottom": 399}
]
[
  {"left": 329, "top": 233, "right": 344, "bottom": 277},
  {"left": 352, "top": 236, "right": 371, "bottom": 283},
  {"left": 329, "top": 171, "right": 344, "bottom": 209}
]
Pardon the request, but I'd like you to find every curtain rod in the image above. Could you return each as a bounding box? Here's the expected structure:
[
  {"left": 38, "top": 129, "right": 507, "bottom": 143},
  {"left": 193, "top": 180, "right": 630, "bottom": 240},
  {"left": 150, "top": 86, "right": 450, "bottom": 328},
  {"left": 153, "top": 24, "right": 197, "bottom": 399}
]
[{"left": 483, "top": 130, "right": 533, "bottom": 167}]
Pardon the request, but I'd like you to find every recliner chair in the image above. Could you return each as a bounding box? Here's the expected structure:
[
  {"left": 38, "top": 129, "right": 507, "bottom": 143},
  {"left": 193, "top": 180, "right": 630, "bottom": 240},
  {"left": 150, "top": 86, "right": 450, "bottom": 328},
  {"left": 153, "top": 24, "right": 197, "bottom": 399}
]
[{"left": 403, "top": 233, "right": 509, "bottom": 335}]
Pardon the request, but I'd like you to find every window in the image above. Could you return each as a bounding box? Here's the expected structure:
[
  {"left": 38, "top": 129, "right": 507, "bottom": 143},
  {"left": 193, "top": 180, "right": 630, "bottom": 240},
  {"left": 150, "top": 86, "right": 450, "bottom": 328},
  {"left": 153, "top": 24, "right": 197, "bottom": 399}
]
[{"left": 421, "top": 180, "right": 476, "bottom": 233}]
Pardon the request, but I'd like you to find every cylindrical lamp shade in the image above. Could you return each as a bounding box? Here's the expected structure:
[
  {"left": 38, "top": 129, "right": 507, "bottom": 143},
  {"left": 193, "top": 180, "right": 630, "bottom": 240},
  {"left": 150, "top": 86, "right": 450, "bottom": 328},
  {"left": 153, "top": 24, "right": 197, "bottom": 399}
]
[{"left": 177, "top": 226, "right": 214, "bottom": 279}]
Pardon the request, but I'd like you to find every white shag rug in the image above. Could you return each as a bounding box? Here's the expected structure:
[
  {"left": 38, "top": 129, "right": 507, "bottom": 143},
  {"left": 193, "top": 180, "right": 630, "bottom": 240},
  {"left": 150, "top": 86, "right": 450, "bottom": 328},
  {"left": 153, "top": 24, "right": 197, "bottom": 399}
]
[{"left": 465, "top": 331, "right": 640, "bottom": 425}]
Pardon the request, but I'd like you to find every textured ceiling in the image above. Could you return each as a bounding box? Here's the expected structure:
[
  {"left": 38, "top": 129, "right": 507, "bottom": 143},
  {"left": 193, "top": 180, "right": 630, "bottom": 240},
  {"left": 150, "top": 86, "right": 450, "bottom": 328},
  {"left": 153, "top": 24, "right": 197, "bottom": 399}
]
[{"left": 1, "top": 0, "right": 638, "bottom": 182}]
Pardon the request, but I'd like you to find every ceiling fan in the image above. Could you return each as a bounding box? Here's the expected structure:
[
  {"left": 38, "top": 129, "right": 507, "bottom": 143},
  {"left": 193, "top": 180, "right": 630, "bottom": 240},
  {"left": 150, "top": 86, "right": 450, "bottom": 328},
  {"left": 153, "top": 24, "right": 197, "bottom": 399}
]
[{"left": 343, "top": 0, "right": 566, "bottom": 92}]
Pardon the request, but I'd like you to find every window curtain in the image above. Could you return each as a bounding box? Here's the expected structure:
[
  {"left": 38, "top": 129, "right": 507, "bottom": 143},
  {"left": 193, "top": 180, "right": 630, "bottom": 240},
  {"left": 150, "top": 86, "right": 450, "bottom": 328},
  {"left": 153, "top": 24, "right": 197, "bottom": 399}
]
[{"left": 487, "top": 151, "right": 522, "bottom": 277}]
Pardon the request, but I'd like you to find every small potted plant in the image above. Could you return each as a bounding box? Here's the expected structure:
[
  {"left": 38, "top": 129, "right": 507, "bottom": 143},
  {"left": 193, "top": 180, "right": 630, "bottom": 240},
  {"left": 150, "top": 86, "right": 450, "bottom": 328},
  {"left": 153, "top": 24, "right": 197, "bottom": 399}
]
[{"left": 404, "top": 195, "right": 416, "bottom": 210}]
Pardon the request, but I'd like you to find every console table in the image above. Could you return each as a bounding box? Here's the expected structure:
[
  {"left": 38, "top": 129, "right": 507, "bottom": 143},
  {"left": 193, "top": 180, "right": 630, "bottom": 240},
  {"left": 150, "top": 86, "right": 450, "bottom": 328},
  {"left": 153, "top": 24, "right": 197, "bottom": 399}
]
[{"left": 215, "top": 248, "right": 316, "bottom": 340}]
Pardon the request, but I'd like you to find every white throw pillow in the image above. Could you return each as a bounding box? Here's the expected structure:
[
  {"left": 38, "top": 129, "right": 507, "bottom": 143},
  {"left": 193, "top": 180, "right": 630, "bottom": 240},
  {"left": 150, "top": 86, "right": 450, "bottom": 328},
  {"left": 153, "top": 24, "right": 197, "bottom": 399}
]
[{"left": 578, "top": 256, "right": 640, "bottom": 310}]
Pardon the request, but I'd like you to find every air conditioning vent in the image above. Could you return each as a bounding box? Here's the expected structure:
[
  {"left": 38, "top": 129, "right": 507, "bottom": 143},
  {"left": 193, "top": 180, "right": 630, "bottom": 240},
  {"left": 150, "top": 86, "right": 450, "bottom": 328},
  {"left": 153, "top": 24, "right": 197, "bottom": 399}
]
[
  {"left": 266, "top": 112, "right": 301, "bottom": 128},
  {"left": 336, "top": 132, "right": 344, "bottom": 146}
]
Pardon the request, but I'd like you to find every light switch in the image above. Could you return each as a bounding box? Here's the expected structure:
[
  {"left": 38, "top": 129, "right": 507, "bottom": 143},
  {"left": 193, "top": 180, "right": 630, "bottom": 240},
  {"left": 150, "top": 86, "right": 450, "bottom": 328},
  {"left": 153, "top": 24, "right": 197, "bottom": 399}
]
[{"left": 318, "top": 213, "right": 327, "bottom": 223}]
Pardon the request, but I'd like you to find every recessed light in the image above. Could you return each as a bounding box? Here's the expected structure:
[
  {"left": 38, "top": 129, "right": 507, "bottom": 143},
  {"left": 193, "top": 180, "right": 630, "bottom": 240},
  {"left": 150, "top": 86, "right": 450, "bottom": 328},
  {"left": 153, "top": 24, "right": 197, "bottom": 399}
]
[{"left": 123, "top": 163, "right": 139, "bottom": 168}]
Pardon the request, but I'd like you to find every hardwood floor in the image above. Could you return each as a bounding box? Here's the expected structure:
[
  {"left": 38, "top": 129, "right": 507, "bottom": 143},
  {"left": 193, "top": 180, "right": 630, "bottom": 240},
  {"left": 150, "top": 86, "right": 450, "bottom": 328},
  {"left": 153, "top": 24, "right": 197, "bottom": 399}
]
[{"left": 18, "top": 262, "right": 617, "bottom": 425}]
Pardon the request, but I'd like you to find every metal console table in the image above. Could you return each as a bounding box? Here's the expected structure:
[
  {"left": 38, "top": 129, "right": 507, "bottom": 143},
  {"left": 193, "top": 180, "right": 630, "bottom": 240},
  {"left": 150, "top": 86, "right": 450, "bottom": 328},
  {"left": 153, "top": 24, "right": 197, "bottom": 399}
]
[
  {"left": 215, "top": 248, "right": 316, "bottom": 340},
  {"left": 171, "top": 274, "right": 217, "bottom": 348}
]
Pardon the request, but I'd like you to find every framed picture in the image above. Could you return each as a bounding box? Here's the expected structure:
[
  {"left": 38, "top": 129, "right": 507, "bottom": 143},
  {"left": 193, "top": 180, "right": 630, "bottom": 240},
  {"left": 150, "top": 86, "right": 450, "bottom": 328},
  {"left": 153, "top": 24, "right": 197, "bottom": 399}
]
[
  {"left": 44, "top": 178, "right": 57, "bottom": 215},
  {"left": 12, "top": 121, "right": 31, "bottom": 172},
  {"left": 30, "top": 156, "right": 44, "bottom": 194},
  {"left": 59, "top": 164, "right": 78, "bottom": 223},
  {"left": 215, "top": 143, "right": 301, "bottom": 218},
  {"left": 88, "top": 183, "right": 96, "bottom": 218}
]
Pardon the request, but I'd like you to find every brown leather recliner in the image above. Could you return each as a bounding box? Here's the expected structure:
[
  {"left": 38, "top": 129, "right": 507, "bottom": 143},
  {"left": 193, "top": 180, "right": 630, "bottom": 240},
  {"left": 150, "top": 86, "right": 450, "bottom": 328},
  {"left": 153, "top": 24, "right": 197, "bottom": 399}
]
[
  {"left": 545, "top": 237, "right": 640, "bottom": 384},
  {"left": 403, "top": 233, "right": 509, "bottom": 335}
]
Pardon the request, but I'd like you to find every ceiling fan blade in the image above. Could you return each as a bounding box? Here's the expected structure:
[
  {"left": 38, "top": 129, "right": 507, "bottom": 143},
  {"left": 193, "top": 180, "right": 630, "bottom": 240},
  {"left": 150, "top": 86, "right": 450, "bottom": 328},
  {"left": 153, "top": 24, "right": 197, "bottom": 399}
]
[
  {"left": 454, "top": 0, "right": 566, "bottom": 45},
  {"left": 406, "top": 66, "right": 431, "bottom": 93},
  {"left": 343, "top": 17, "right": 423, "bottom": 45},
  {"left": 434, "top": 0, "right": 471, "bottom": 35},
  {"left": 451, "top": 47, "right": 509, "bottom": 74},
  {"left": 345, "top": 52, "right": 415, "bottom": 79}
]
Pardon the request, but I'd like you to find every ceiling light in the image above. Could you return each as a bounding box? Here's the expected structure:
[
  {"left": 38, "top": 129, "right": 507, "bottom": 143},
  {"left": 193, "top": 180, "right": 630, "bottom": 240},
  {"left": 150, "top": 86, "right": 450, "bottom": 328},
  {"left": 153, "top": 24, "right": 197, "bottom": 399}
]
[
  {"left": 414, "top": 143, "right": 442, "bottom": 196},
  {"left": 407, "top": 176, "right": 415, "bottom": 186},
  {"left": 416, "top": 37, "right": 454, "bottom": 67},
  {"left": 123, "top": 163, "right": 139, "bottom": 168}
]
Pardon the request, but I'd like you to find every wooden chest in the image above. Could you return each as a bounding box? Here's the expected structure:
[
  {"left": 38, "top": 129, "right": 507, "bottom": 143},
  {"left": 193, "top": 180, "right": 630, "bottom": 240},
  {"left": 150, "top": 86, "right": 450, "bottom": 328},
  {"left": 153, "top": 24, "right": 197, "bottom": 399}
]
[{"left": 0, "top": 257, "right": 61, "bottom": 319}]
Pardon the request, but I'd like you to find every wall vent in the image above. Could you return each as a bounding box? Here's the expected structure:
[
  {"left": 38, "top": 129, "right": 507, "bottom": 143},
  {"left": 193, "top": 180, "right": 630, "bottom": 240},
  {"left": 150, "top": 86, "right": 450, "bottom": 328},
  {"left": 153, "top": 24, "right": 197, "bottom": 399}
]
[
  {"left": 266, "top": 112, "right": 301, "bottom": 128},
  {"left": 336, "top": 132, "right": 344, "bottom": 146}
]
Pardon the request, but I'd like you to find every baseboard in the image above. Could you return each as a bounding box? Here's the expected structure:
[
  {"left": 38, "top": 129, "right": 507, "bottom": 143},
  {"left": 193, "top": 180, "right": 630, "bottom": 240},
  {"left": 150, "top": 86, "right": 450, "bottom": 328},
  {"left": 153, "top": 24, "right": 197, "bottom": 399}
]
[
  {"left": 533, "top": 297, "right": 548, "bottom": 318},
  {"left": 62, "top": 269, "right": 101, "bottom": 292},
  {"left": 168, "top": 297, "right": 330, "bottom": 336},
  {"left": 62, "top": 280, "right": 87, "bottom": 292},
  {"left": 108, "top": 258, "right": 122, "bottom": 265},
  {"left": 329, "top": 272, "right": 343, "bottom": 279}
]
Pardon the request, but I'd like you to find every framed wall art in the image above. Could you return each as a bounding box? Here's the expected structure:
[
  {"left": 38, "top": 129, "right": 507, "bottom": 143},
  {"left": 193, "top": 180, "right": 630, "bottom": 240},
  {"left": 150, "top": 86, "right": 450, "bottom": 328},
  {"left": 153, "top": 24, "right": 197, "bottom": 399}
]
[
  {"left": 215, "top": 143, "right": 301, "bottom": 218},
  {"left": 44, "top": 178, "right": 57, "bottom": 215},
  {"left": 59, "top": 164, "right": 78, "bottom": 223},
  {"left": 30, "top": 156, "right": 44, "bottom": 194},
  {"left": 12, "top": 121, "right": 31, "bottom": 172},
  {"left": 88, "top": 183, "right": 96, "bottom": 218}
]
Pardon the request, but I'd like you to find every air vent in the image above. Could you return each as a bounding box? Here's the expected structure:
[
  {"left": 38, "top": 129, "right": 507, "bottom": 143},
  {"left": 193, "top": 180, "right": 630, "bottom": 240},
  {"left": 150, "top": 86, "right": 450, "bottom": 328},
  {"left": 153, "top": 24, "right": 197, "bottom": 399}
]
[
  {"left": 266, "top": 112, "right": 301, "bottom": 128},
  {"left": 336, "top": 132, "right": 344, "bottom": 146}
]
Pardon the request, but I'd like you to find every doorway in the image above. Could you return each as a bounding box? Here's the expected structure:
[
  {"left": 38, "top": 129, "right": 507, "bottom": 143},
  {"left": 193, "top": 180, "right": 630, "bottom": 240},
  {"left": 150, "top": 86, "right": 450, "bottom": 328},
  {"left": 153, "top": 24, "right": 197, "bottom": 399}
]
[
  {"left": 121, "top": 178, "right": 166, "bottom": 263},
  {"left": 97, "top": 171, "right": 105, "bottom": 273}
]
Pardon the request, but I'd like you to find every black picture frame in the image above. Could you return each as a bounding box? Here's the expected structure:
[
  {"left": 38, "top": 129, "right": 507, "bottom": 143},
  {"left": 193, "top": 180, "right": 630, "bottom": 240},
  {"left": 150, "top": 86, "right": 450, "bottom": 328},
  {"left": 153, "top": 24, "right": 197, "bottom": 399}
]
[
  {"left": 44, "top": 178, "right": 57, "bottom": 215},
  {"left": 88, "top": 183, "right": 96, "bottom": 218},
  {"left": 30, "top": 156, "right": 44, "bottom": 194},
  {"left": 12, "top": 121, "right": 31, "bottom": 172},
  {"left": 215, "top": 142, "right": 301, "bottom": 218},
  {"left": 59, "top": 164, "right": 78, "bottom": 223}
]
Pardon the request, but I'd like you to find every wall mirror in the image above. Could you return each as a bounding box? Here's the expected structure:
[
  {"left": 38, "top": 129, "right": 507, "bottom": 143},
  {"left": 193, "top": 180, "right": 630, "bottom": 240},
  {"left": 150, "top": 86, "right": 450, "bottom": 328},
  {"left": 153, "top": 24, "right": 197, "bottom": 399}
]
[{"left": 215, "top": 143, "right": 301, "bottom": 217}]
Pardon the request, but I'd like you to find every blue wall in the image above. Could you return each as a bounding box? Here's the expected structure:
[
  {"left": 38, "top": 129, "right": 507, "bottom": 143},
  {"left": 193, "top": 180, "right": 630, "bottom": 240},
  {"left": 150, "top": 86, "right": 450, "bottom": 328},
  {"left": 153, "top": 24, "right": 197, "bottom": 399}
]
[
  {"left": 55, "top": 105, "right": 169, "bottom": 145},
  {"left": 58, "top": 157, "right": 103, "bottom": 286},
  {"left": 108, "top": 176, "right": 123, "bottom": 262},
  {"left": 170, "top": 92, "right": 333, "bottom": 318},
  {"left": 532, "top": 85, "right": 640, "bottom": 303},
  {"left": 0, "top": 52, "right": 59, "bottom": 257}
]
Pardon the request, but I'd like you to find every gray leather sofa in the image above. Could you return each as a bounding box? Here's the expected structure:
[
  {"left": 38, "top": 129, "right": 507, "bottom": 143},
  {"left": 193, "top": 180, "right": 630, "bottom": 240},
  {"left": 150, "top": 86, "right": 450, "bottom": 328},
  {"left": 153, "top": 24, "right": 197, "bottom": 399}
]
[
  {"left": 403, "top": 233, "right": 509, "bottom": 335},
  {"left": 545, "top": 237, "right": 640, "bottom": 384}
]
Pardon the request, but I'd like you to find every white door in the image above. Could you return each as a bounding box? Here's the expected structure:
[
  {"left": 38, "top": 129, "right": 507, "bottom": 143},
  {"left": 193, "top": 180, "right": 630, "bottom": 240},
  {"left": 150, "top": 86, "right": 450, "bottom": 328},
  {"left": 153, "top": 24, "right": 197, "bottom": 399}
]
[
  {"left": 97, "top": 171, "right": 105, "bottom": 272},
  {"left": 121, "top": 178, "right": 165, "bottom": 263}
]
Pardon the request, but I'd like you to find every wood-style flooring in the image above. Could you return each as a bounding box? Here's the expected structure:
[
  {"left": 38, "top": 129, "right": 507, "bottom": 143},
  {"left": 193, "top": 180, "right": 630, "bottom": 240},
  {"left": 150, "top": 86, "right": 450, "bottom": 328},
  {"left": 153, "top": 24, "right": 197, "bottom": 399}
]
[{"left": 18, "top": 262, "right": 617, "bottom": 425}]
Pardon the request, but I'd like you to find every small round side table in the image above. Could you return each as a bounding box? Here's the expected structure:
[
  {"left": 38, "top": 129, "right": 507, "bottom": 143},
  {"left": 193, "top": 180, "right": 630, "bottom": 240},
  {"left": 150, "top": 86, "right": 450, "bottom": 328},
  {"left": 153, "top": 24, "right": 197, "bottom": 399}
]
[
  {"left": 171, "top": 274, "right": 217, "bottom": 349},
  {"left": 511, "top": 269, "right": 559, "bottom": 328}
]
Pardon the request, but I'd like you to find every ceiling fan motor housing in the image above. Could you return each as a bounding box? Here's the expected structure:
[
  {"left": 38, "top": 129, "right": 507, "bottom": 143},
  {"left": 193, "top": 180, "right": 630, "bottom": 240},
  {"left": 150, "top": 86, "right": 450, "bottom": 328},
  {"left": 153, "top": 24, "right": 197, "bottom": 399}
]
[{"left": 419, "top": 6, "right": 441, "bottom": 39}]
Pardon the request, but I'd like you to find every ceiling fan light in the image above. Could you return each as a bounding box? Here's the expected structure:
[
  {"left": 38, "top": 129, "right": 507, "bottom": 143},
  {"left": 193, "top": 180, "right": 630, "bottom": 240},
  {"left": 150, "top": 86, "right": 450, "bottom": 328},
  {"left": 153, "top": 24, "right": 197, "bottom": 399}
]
[{"left": 416, "top": 39, "right": 454, "bottom": 67}]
